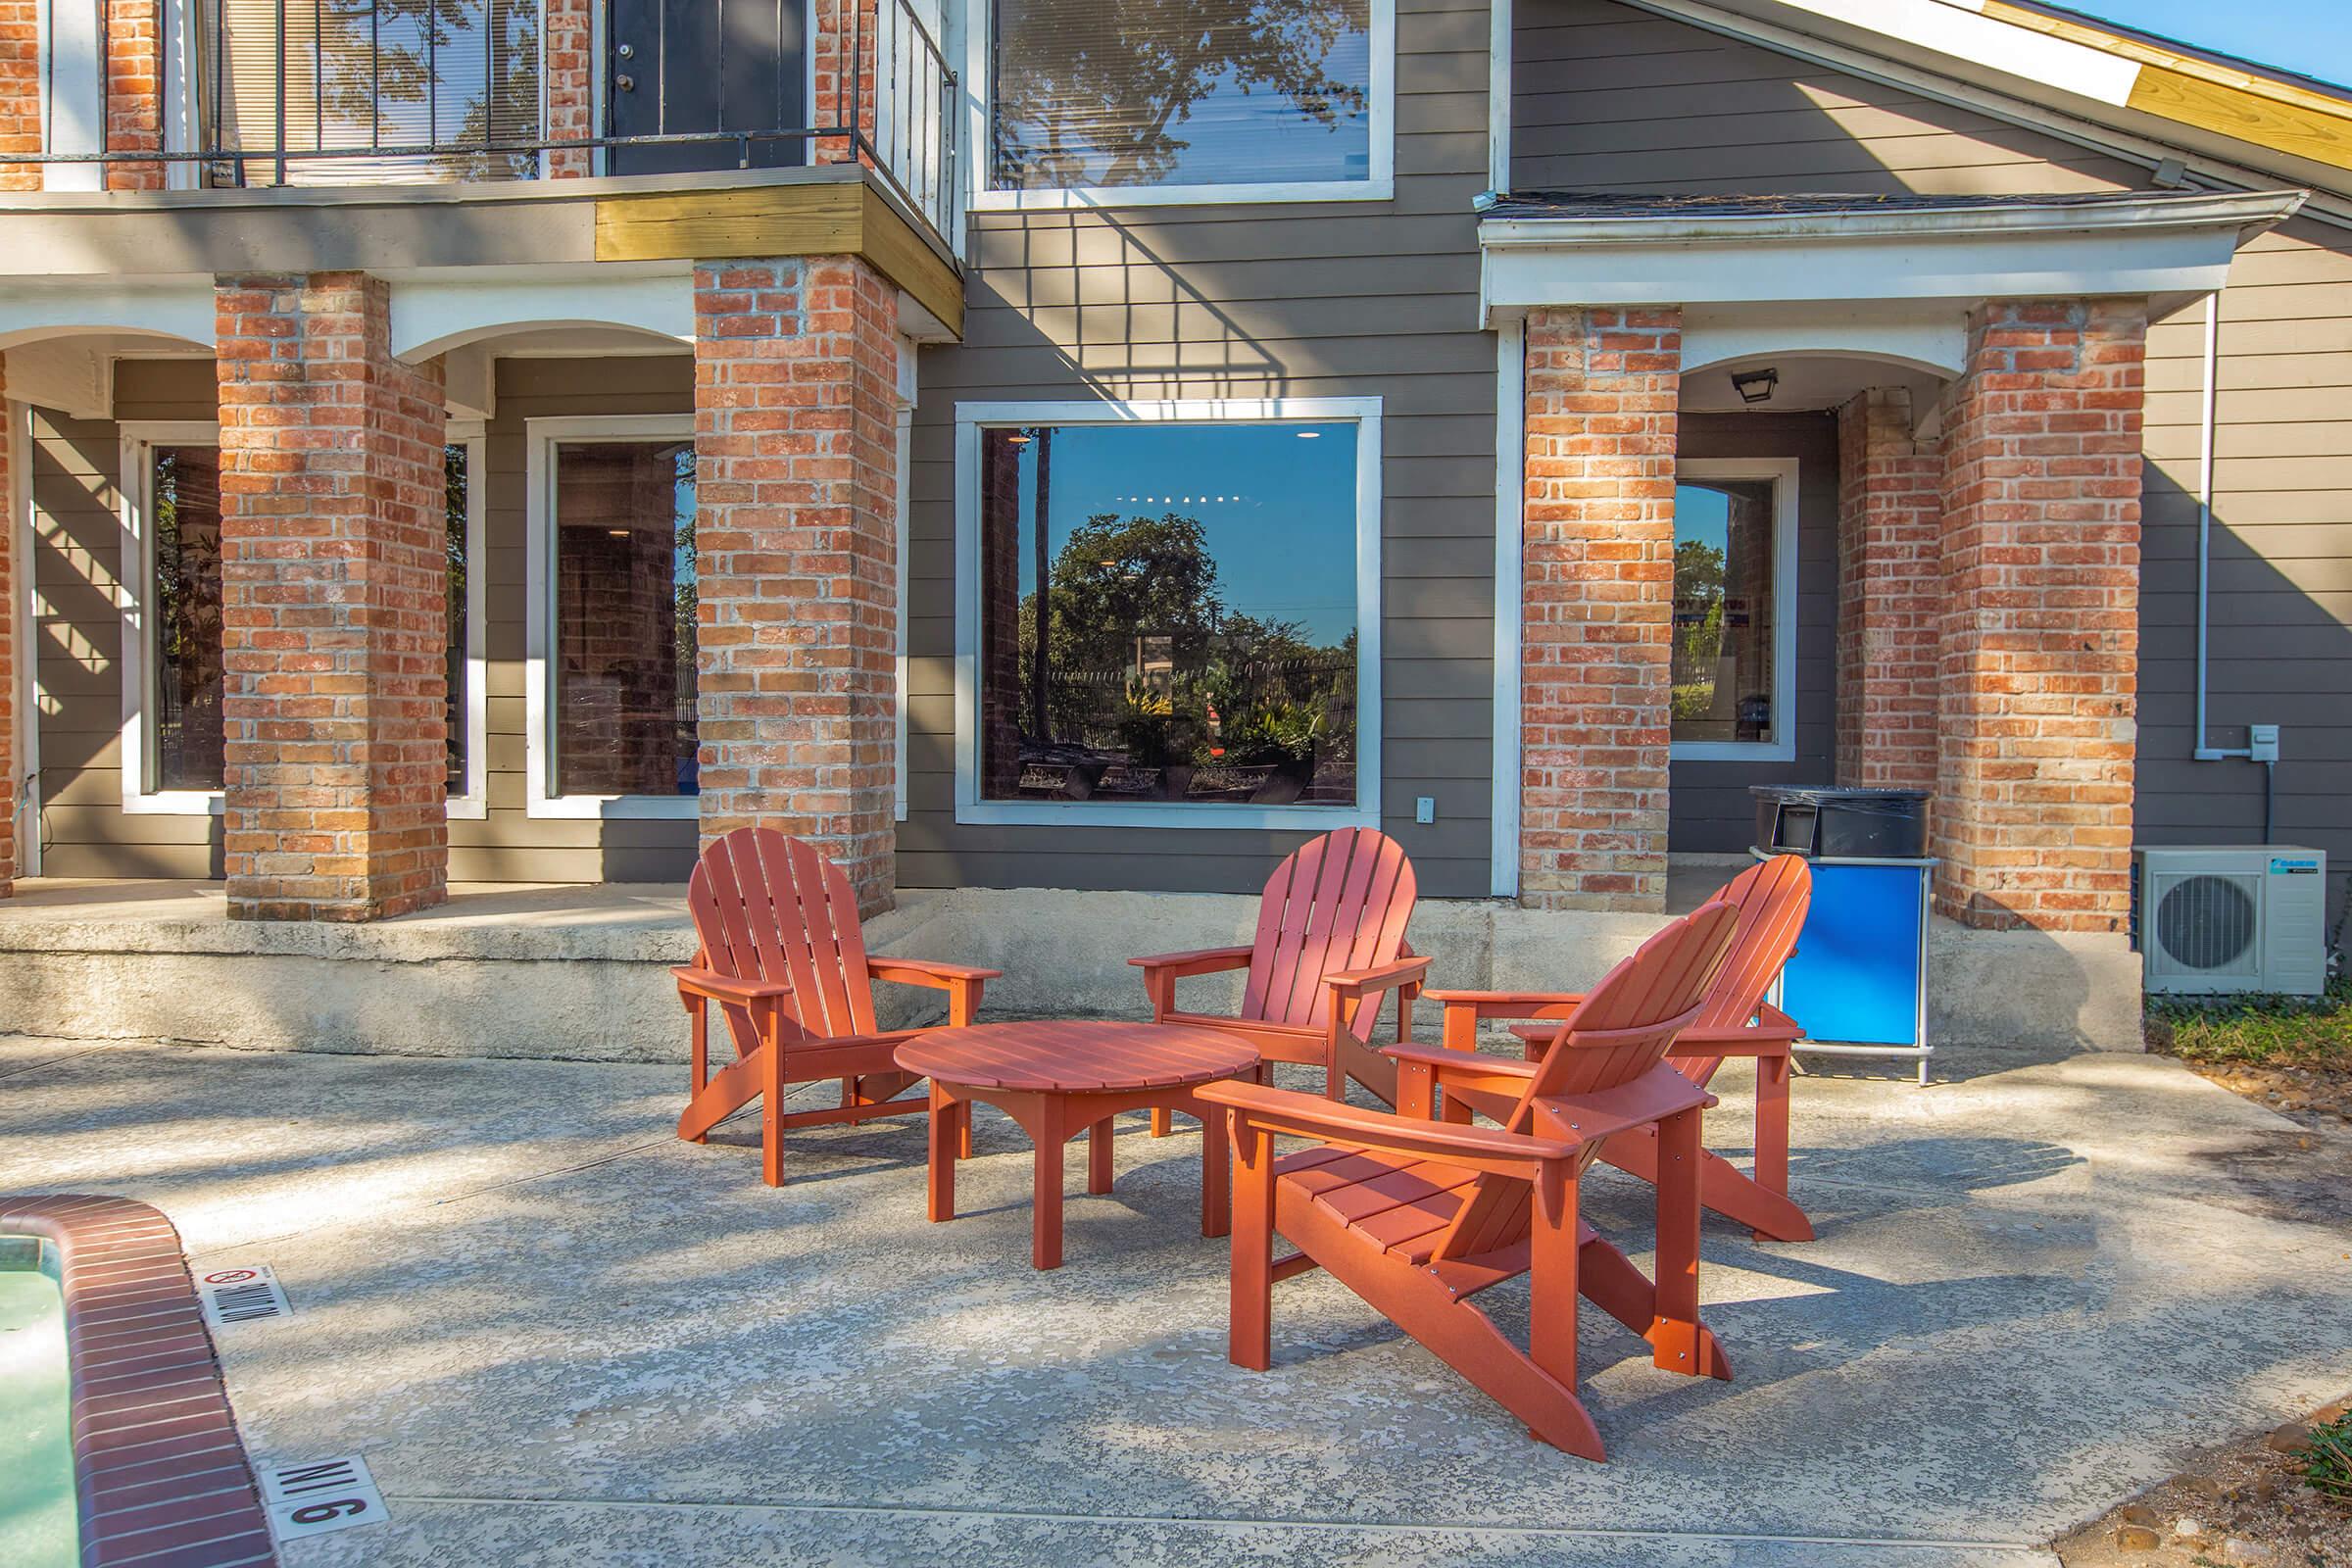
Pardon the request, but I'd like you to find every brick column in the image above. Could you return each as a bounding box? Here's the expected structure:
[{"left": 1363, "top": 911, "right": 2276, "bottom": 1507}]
[
  {"left": 0, "top": 356, "right": 16, "bottom": 897},
  {"left": 1934, "top": 299, "right": 2147, "bottom": 933},
  {"left": 812, "top": 0, "right": 882, "bottom": 162},
  {"left": 215, "top": 273, "right": 449, "bottom": 922},
  {"left": 0, "top": 0, "right": 37, "bottom": 190},
  {"left": 1519, "top": 306, "right": 1681, "bottom": 911},
  {"left": 544, "top": 0, "right": 594, "bottom": 177},
  {"left": 693, "top": 256, "right": 902, "bottom": 915},
  {"left": 1834, "top": 387, "right": 1942, "bottom": 790},
  {"left": 102, "top": 0, "right": 165, "bottom": 189}
]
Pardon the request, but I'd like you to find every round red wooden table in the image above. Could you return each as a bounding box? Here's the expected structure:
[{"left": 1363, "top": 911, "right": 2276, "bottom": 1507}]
[{"left": 895, "top": 1021, "right": 1260, "bottom": 1270}]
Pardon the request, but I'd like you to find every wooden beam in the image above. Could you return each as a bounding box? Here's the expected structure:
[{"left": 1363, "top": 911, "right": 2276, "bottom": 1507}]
[
  {"left": 2126, "top": 65, "right": 2352, "bottom": 175},
  {"left": 593, "top": 173, "right": 962, "bottom": 338}
]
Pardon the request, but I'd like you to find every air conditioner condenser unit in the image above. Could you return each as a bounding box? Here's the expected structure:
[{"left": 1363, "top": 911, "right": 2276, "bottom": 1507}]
[{"left": 2132, "top": 846, "right": 2328, "bottom": 998}]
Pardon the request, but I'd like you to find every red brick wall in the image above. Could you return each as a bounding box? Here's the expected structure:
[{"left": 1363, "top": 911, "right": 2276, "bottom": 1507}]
[
  {"left": 812, "top": 0, "right": 881, "bottom": 163},
  {"left": 215, "top": 273, "right": 450, "bottom": 922},
  {"left": 544, "top": 0, "right": 594, "bottom": 177},
  {"left": 1519, "top": 306, "right": 1681, "bottom": 911},
  {"left": 1834, "top": 387, "right": 1942, "bottom": 792},
  {"left": 693, "top": 255, "right": 902, "bottom": 915},
  {"left": 0, "top": 356, "right": 14, "bottom": 896},
  {"left": 103, "top": 0, "right": 164, "bottom": 189},
  {"left": 1934, "top": 299, "right": 2147, "bottom": 933},
  {"left": 0, "top": 0, "right": 40, "bottom": 190}
]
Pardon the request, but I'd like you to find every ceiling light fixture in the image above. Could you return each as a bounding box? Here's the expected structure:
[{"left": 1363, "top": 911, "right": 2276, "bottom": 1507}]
[{"left": 1731, "top": 367, "right": 1780, "bottom": 405}]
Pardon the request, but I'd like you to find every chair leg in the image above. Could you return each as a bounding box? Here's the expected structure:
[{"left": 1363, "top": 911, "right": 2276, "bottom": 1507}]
[
  {"left": 1599, "top": 1122, "right": 1814, "bottom": 1244},
  {"left": 760, "top": 1037, "right": 786, "bottom": 1189},
  {"left": 1230, "top": 1122, "right": 1275, "bottom": 1371},
  {"left": 1648, "top": 1106, "right": 1730, "bottom": 1381},
  {"left": 686, "top": 1003, "right": 710, "bottom": 1143},
  {"left": 1528, "top": 1161, "right": 1586, "bottom": 1442}
]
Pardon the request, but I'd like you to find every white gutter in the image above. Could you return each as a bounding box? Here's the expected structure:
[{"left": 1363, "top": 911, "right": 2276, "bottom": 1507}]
[{"left": 2191, "top": 292, "right": 2248, "bottom": 763}]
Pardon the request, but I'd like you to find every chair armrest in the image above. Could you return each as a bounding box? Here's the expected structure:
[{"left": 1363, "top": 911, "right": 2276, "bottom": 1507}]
[
  {"left": 671, "top": 966, "right": 791, "bottom": 1008},
  {"left": 1128, "top": 945, "right": 1254, "bottom": 979},
  {"left": 1323, "top": 955, "right": 1431, "bottom": 1001},
  {"left": 1197, "top": 1079, "right": 1578, "bottom": 1174},
  {"left": 1384, "top": 1042, "right": 1540, "bottom": 1085},
  {"left": 1425, "top": 987, "right": 1587, "bottom": 1017},
  {"left": 866, "top": 956, "right": 1004, "bottom": 988},
  {"left": 1671, "top": 1004, "right": 1805, "bottom": 1057}
]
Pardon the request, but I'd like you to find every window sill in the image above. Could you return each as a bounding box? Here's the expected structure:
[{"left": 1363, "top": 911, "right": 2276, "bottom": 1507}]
[
  {"left": 1671, "top": 740, "right": 1797, "bottom": 764},
  {"left": 121, "top": 789, "right": 224, "bottom": 817},
  {"left": 524, "top": 795, "right": 701, "bottom": 822},
  {"left": 970, "top": 177, "right": 1393, "bottom": 213},
  {"left": 446, "top": 794, "right": 488, "bottom": 821},
  {"left": 956, "top": 799, "right": 1378, "bottom": 831}
]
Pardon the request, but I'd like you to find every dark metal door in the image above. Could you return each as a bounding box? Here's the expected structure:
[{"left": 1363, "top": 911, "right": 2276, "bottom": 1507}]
[{"left": 608, "top": 0, "right": 808, "bottom": 175}]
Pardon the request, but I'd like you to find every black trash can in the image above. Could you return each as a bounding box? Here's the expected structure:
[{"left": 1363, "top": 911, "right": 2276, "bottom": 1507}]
[{"left": 1750, "top": 786, "right": 1931, "bottom": 860}]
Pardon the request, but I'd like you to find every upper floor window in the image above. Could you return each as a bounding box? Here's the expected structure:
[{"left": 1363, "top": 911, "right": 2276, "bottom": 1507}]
[
  {"left": 982, "top": 0, "right": 1390, "bottom": 207},
  {"left": 203, "top": 0, "right": 543, "bottom": 183}
]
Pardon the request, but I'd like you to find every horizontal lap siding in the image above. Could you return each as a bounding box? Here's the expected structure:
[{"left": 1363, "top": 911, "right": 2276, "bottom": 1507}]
[
  {"left": 1512, "top": 1, "right": 2143, "bottom": 193},
  {"left": 461, "top": 357, "right": 698, "bottom": 885},
  {"left": 32, "top": 360, "right": 221, "bottom": 878},
  {"left": 903, "top": 0, "right": 1498, "bottom": 898},
  {"left": 2138, "top": 221, "right": 2352, "bottom": 928}
]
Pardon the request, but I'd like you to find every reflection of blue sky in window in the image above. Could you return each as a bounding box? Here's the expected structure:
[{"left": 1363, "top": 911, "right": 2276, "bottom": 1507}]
[
  {"left": 1675, "top": 483, "right": 1731, "bottom": 557},
  {"left": 1007, "top": 422, "right": 1357, "bottom": 644}
]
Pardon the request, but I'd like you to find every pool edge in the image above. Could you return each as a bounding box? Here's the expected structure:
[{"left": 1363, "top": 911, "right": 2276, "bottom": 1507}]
[{"left": 0, "top": 1195, "right": 277, "bottom": 1568}]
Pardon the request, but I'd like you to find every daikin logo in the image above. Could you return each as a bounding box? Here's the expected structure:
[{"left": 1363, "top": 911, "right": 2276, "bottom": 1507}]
[{"left": 2269, "top": 858, "right": 2321, "bottom": 875}]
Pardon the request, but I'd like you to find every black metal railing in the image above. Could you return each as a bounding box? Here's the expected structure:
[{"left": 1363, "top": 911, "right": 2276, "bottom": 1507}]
[{"left": 14, "top": 0, "right": 958, "bottom": 244}]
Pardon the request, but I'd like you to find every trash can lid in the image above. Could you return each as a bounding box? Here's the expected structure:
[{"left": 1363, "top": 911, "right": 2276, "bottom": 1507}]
[{"left": 1748, "top": 785, "right": 1932, "bottom": 807}]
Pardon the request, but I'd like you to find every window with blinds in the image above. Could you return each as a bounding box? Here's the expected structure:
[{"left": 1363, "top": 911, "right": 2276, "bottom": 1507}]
[
  {"left": 203, "top": 0, "right": 543, "bottom": 183},
  {"left": 990, "top": 0, "right": 1372, "bottom": 192}
]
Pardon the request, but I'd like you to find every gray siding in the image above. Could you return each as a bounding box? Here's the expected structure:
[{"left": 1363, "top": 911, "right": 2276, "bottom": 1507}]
[
  {"left": 2137, "top": 220, "right": 2352, "bottom": 930},
  {"left": 1670, "top": 412, "right": 1838, "bottom": 853},
  {"left": 902, "top": 0, "right": 1499, "bottom": 898},
  {"left": 1512, "top": 0, "right": 2144, "bottom": 195}
]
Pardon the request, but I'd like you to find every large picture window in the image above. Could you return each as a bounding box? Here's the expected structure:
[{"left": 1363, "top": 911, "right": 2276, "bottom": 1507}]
[
  {"left": 956, "top": 401, "right": 1381, "bottom": 828},
  {"left": 525, "top": 418, "right": 701, "bottom": 818},
  {"left": 981, "top": 0, "right": 1389, "bottom": 205},
  {"left": 1671, "top": 459, "right": 1797, "bottom": 761}
]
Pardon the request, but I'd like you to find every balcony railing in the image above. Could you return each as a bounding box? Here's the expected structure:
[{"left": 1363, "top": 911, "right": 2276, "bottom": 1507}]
[{"left": 15, "top": 0, "right": 958, "bottom": 244}]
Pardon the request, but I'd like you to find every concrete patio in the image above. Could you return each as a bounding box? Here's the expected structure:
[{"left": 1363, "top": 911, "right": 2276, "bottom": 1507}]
[{"left": 4, "top": 1031, "right": 2348, "bottom": 1566}]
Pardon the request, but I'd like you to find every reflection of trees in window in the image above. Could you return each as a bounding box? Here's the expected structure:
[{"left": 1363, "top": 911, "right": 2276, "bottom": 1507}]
[
  {"left": 991, "top": 0, "right": 1369, "bottom": 189},
  {"left": 152, "top": 449, "right": 226, "bottom": 791},
  {"left": 1671, "top": 535, "right": 1724, "bottom": 723},
  {"left": 209, "top": 0, "right": 541, "bottom": 182},
  {"left": 1672, "top": 480, "right": 1775, "bottom": 744},
  {"left": 982, "top": 425, "right": 1358, "bottom": 808}
]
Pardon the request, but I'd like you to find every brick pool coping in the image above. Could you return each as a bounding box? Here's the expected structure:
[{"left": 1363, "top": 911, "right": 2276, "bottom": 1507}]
[{"left": 0, "top": 1195, "right": 275, "bottom": 1567}]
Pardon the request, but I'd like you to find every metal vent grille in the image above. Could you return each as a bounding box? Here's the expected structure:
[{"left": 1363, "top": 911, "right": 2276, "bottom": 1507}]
[{"left": 2153, "top": 873, "right": 2259, "bottom": 974}]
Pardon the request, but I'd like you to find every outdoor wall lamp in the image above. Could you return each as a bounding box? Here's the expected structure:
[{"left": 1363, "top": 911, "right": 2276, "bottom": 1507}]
[{"left": 1731, "top": 367, "right": 1780, "bottom": 404}]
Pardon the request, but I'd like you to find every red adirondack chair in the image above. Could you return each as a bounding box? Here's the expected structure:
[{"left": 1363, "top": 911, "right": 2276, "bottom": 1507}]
[
  {"left": 1129, "top": 827, "right": 1425, "bottom": 1124},
  {"left": 673, "top": 828, "right": 1002, "bottom": 1187},
  {"left": 1430, "top": 854, "right": 1815, "bottom": 1241},
  {"left": 1195, "top": 900, "right": 1741, "bottom": 1460}
]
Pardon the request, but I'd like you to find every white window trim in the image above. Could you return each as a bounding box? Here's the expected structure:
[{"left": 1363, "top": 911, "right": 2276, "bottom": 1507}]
[
  {"left": 522, "top": 414, "right": 700, "bottom": 821},
  {"left": 445, "top": 420, "right": 490, "bottom": 819},
  {"left": 116, "top": 420, "right": 225, "bottom": 815},
  {"left": 963, "top": 0, "right": 1396, "bottom": 212},
  {"left": 1670, "top": 456, "right": 1799, "bottom": 765},
  {"left": 952, "top": 397, "right": 1383, "bottom": 831}
]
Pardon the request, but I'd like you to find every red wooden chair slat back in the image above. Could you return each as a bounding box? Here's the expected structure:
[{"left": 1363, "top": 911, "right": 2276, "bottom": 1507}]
[
  {"left": 1434, "top": 901, "right": 1740, "bottom": 1261},
  {"left": 685, "top": 828, "right": 880, "bottom": 1059},
  {"left": 1238, "top": 828, "right": 1416, "bottom": 1041},
  {"left": 1673, "top": 854, "right": 1813, "bottom": 1089}
]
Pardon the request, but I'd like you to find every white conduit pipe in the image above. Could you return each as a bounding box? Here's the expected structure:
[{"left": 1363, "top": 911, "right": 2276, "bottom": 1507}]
[{"left": 2191, "top": 290, "right": 2250, "bottom": 763}]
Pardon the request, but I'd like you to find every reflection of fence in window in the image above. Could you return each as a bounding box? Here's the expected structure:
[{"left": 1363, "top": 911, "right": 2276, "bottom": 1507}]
[{"left": 1013, "top": 649, "right": 1354, "bottom": 806}]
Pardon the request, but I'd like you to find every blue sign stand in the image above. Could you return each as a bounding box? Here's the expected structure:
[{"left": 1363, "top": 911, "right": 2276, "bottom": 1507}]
[{"left": 1763, "top": 854, "right": 1936, "bottom": 1085}]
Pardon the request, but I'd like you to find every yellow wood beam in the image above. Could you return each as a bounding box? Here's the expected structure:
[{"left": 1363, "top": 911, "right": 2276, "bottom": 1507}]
[
  {"left": 593, "top": 173, "right": 963, "bottom": 337},
  {"left": 1982, "top": 0, "right": 2352, "bottom": 172}
]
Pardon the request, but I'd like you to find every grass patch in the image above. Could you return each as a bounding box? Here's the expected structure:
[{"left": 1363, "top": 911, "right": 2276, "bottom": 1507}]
[{"left": 2147, "top": 971, "right": 2352, "bottom": 1069}]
